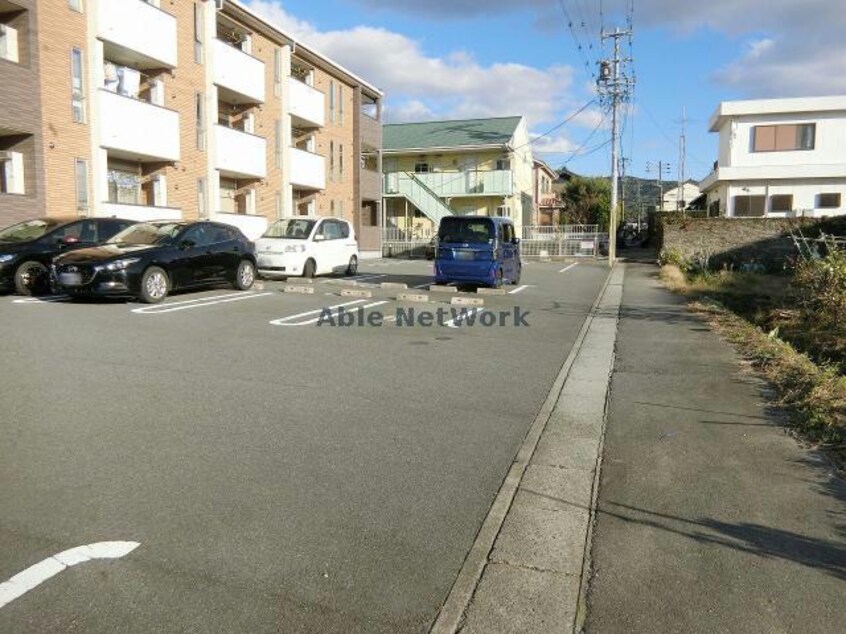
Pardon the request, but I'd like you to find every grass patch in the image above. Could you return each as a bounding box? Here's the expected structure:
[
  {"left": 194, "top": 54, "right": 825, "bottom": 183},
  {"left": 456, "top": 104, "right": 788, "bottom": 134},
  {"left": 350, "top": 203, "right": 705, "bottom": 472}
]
[{"left": 661, "top": 264, "right": 846, "bottom": 463}]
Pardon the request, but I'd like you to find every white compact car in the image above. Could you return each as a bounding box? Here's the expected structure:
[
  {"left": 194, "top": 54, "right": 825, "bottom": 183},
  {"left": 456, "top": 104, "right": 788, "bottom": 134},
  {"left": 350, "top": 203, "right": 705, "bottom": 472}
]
[{"left": 255, "top": 216, "right": 359, "bottom": 279}]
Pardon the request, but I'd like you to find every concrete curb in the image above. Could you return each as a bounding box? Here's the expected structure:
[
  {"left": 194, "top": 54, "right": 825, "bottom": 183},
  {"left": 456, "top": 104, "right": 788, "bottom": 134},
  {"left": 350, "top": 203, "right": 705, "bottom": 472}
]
[
  {"left": 451, "top": 296, "right": 485, "bottom": 307},
  {"left": 283, "top": 285, "right": 315, "bottom": 295},
  {"left": 340, "top": 288, "right": 373, "bottom": 299},
  {"left": 396, "top": 292, "right": 430, "bottom": 303},
  {"left": 430, "top": 263, "right": 624, "bottom": 634}
]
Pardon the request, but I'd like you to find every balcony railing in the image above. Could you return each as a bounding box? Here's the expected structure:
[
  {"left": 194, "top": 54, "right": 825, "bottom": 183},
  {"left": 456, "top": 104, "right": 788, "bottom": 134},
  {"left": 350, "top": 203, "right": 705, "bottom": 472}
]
[
  {"left": 215, "top": 125, "right": 267, "bottom": 179},
  {"left": 290, "top": 147, "right": 325, "bottom": 191},
  {"left": 384, "top": 170, "right": 513, "bottom": 197},
  {"left": 213, "top": 39, "right": 265, "bottom": 104},
  {"left": 288, "top": 77, "right": 324, "bottom": 129},
  {"left": 97, "top": 0, "right": 177, "bottom": 68},
  {"left": 99, "top": 90, "right": 180, "bottom": 162},
  {"left": 360, "top": 113, "right": 382, "bottom": 151}
]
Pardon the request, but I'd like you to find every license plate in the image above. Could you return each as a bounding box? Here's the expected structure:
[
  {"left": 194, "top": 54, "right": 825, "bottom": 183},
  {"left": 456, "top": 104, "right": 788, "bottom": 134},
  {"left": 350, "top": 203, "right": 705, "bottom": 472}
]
[
  {"left": 59, "top": 272, "right": 82, "bottom": 286},
  {"left": 455, "top": 250, "right": 475, "bottom": 261}
]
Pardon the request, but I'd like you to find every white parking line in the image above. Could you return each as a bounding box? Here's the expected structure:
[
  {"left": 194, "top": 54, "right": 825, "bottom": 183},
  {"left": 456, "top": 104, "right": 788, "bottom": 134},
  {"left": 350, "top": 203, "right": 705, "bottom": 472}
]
[
  {"left": 0, "top": 541, "right": 139, "bottom": 609},
  {"left": 509, "top": 285, "right": 533, "bottom": 295},
  {"left": 559, "top": 263, "right": 579, "bottom": 274},
  {"left": 269, "top": 299, "right": 366, "bottom": 326},
  {"left": 346, "top": 274, "right": 387, "bottom": 283},
  {"left": 12, "top": 295, "right": 70, "bottom": 304},
  {"left": 270, "top": 299, "right": 388, "bottom": 327},
  {"left": 412, "top": 283, "right": 431, "bottom": 289},
  {"left": 132, "top": 292, "right": 273, "bottom": 315}
]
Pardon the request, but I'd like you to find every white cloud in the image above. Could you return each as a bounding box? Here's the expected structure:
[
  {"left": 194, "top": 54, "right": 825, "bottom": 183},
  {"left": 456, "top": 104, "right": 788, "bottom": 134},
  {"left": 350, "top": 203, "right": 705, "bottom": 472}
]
[{"left": 247, "top": 0, "right": 590, "bottom": 136}]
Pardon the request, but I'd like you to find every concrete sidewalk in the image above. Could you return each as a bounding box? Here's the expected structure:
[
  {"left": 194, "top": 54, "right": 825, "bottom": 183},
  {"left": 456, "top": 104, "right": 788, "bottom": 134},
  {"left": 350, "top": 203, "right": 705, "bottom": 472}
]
[{"left": 585, "top": 262, "right": 846, "bottom": 633}]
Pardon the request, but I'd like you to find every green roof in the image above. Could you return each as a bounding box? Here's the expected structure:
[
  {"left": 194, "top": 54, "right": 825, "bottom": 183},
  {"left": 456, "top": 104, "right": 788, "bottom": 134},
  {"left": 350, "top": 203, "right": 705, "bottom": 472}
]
[{"left": 383, "top": 116, "right": 522, "bottom": 152}]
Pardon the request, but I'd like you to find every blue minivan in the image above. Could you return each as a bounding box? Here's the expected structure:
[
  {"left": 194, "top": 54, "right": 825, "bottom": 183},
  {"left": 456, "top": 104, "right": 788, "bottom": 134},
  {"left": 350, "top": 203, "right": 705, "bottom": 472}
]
[{"left": 434, "top": 215, "right": 521, "bottom": 287}]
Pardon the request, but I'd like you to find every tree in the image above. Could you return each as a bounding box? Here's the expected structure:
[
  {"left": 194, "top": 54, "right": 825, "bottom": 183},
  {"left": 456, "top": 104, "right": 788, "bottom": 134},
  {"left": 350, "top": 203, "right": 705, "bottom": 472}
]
[{"left": 558, "top": 176, "right": 611, "bottom": 229}]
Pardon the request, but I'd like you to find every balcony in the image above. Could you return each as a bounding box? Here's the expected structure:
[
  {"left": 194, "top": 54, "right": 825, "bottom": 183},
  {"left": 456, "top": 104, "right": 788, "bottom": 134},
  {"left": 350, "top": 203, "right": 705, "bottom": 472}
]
[
  {"left": 215, "top": 125, "right": 266, "bottom": 179},
  {"left": 98, "top": 202, "right": 182, "bottom": 222},
  {"left": 97, "top": 0, "right": 177, "bottom": 69},
  {"left": 288, "top": 77, "right": 324, "bottom": 129},
  {"left": 99, "top": 90, "right": 180, "bottom": 162},
  {"left": 360, "top": 113, "right": 382, "bottom": 151},
  {"left": 290, "top": 147, "right": 325, "bottom": 191},
  {"left": 384, "top": 170, "right": 513, "bottom": 197},
  {"left": 213, "top": 39, "right": 265, "bottom": 105}
]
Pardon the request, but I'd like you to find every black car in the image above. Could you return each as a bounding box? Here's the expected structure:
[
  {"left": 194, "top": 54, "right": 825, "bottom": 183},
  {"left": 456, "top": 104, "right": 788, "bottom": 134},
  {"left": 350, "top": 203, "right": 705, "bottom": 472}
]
[
  {"left": 0, "top": 217, "right": 135, "bottom": 295},
  {"left": 52, "top": 220, "right": 257, "bottom": 303}
]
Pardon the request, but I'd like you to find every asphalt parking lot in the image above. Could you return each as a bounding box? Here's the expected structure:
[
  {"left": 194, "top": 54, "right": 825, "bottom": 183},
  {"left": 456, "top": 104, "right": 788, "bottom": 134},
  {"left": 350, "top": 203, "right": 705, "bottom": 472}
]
[{"left": 0, "top": 258, "right": 610, "bottom": 633}]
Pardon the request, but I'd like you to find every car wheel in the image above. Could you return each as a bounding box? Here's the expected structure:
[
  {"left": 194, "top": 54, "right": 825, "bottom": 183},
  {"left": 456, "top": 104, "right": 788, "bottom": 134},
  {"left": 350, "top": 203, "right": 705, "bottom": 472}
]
[
  {"left": 234, "top": 259, "right": 256, "bottom": 290},
  {"left": 14, "top": 261, "right": 49, "bottom": 296},
  {"left": 345, "top": 255, "right": 358, "bottom": 276},
  {"left": 140, "top": 266, "right": 169, "bottom": 304},
  {"left": 303, "top": 259, "right": 316, "bottom": 279},
  {"left": 510, "top": 265, "right": 522, "bottom": 285}
]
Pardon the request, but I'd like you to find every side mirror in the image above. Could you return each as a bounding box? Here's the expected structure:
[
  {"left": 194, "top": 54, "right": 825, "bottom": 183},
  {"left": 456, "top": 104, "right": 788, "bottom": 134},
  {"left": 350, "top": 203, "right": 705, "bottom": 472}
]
[
  {"left": 57, "top": 236, "right": 79, "bottom": 248},
  {"left": 179, "top": 239, "right": 196, "bottom": 250}
]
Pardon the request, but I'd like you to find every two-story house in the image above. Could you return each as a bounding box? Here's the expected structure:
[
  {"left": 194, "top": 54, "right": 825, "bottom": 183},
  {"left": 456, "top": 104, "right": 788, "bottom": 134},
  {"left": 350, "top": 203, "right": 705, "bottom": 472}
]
[
  {"left": 533, "top": 158, "right": 564, "bottom": 226},
  {"left": 0, "top": 0, "right": 384, "bottom": 250},
  {"left": 382, "top": 116, "right": 534, "bottom": 239},
  {"left": 700, "top": 96, "right": 846, "bottom": 218}
]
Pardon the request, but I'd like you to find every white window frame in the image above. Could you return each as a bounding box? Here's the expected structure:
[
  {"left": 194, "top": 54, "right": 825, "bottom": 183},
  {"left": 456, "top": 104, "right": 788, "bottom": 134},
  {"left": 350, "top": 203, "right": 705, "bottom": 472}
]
[
  {"left": 74, "top": 158, "right": 88, "bottom": 210},
  {"left": 71, "top": 48, "right": 86, "bottom": 123},
  {"left": 0, "top": 24, "right": 19, "bottom": 64}
]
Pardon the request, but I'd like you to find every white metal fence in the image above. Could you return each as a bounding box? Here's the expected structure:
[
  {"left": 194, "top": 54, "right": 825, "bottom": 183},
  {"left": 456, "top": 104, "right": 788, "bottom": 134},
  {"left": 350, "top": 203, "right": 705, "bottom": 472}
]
[
  {"left": 520, "top": 225, "right": 606, "bottom": 258},
  {"left": 381, "top": 225, "right": 607, "bottom": 259},
  {"left": 382, "top": 227, "right": 435, "bottom": 258}
]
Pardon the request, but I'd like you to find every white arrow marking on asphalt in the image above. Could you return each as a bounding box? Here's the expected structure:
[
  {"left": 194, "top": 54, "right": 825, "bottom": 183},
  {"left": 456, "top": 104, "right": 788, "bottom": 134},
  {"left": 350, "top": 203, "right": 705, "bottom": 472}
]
[
  {"left": 445, "top": 308, "right": 480, "bottom": 329},
  {"left": 132, "top": 292, "right": 273, "bottom": 314},
  {"left": 559, "top": 263, "right": 579, "bottom": 274},
  {"left": 0, "top": 541, "right": 140, "bottom": 609}
]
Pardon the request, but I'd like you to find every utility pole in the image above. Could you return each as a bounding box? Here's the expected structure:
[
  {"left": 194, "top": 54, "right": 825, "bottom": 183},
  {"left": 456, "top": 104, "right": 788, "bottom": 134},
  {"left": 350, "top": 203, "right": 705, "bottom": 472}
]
[
  {"left": 619, "top": 157, "right": 630, "bottom": 225},
  {"left": 647, "top": 160, "right": 671, "bottom": 212},
  {"left": 598, "top": 28, "right": 633, "bottom": 266},
  {"left": 678, "top": 106, "right": 687, "bottom": 213}
]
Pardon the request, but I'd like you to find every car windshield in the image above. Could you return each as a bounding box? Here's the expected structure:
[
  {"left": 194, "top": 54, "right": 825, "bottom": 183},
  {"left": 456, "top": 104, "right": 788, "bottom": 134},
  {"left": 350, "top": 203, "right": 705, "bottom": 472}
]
[
  {"left": 108, "top": 222, "right": 185, "bottom": 246},
  {"left": 438, "top": 218, "right": 495, "bottom": 245},
  {"left": 263, "top": 219, "right": 316, "bottom": 240},
  {"left": 0, "top": 219, "right": 60, "bottom": 242}
]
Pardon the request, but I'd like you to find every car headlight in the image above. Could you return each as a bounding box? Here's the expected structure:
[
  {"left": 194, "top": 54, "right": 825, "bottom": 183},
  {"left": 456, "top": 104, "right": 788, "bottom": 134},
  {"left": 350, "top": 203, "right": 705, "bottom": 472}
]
[
  {"left": 284, "top": 245, "right": 306, "bottom": 253},
  {"left": 95, "top": 257, "right": 141, "bottom": 272},
  {"left": 0, "top": 254, "right": 15, "bottom": 264}
]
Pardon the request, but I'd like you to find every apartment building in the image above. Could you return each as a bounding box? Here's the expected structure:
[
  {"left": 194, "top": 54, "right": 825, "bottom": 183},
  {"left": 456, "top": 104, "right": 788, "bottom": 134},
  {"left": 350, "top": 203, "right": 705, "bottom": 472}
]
[
  {"left": 700, "top": 96, "right": 846, "bottom": 218},
  {"left": 382, "top": 116, "right": 535, "bottom": 238},
  {"left": 0, "top": 0, "right": 384, "bottom": 251},
  {"left": 533, "top": 158, "right": 563, "bottom": 226}
]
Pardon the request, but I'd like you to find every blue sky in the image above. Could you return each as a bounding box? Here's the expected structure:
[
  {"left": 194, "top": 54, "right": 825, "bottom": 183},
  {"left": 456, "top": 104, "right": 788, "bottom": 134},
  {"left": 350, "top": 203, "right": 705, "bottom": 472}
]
[{"left": 246, "top": 0, "right": 846, "bottom": 181}]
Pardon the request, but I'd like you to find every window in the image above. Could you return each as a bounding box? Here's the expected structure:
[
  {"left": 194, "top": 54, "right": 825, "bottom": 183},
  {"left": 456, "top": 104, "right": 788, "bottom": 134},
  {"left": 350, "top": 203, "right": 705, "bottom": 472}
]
[
  {"left": 339, "top": 144, "right": 344, "bottom": 182},
  {"left": 503, "top": 223, "right": 515, "bottom": 243},
  {"left": 74, "top": 159, "right": 88, "bottom": 211},
  {"left": 769, "top": 194, "right": 793, "bottom": 213},
  {"left": 275, "top": 120, "right": 282, "bottom": 168},
  {"left": 414, "top": 163, "right": 430, "bottom": 174},
  {"left": 753, "top": 124, "right": 815, "bottom": 152},
  {"left": 195, "top": 92, "right": 205, "bottom": 150},
  {"left": 107, "top": 160, "right": 141, "bottom": 205},
  {"left": 329, "top": 80, "right": 335, "bottom": 124},
  {"left": 319, "top": 220, "right": 344, "bottom": 240},
  {"left": 329, "top": 141, "right": 335, "bottom": 181},
  {"left": 818, "top": 193, "right": 841, "bottom": 209},
  {"left": 496, "top": 159, "right": 511, "bottom": 171},
  {"left": 0, "top": 152, "right": 24, "bottom": 194},
  {"left": 69, "top": 0, "right": 83, "bottom": 12},
  {"left": 496, "top": 205, "right": 511, "bottom": 218},
  {"left": 339, "top": 220, "right": 350, "bottom": 238},
  {"left": 71, "top": 48, "right": 86, "bottom": 123},
  {"left": 197, "top": 178, "right": 207, "bottom": 218},
  {"left": 339, "top": 84, "right": 344, "bottom": 125},
  {"left": 733, "top": 195, "right": 766, "bottom": 217},
  {"left": 275, "top": 191, "right": 282, "bottom": 217},
  {"left": 274, "top": 48, "right": 283, "bottom": 97},
  {"left": 193, "top": 3, "right": 204, "bottom": 64},
  {"left": 0, "top": 24, "right": 19, "bottom": 63}
]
